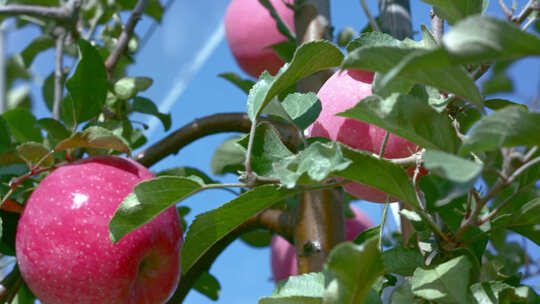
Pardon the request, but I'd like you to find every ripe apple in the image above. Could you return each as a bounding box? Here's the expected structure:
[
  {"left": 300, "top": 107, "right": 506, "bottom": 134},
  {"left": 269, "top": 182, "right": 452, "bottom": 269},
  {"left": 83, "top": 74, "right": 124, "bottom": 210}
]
[
  {"left": 15, "top": 155, "right": 182, "bottom": 304},
  {"left": 308, "top": 69, "right": 422, "bottom": 203},
  {"left": 270, "top": 205, "right": 374, "bottom": 283},
  {"left": 224, "top": 0, "right": 295, "bottom": 78}
]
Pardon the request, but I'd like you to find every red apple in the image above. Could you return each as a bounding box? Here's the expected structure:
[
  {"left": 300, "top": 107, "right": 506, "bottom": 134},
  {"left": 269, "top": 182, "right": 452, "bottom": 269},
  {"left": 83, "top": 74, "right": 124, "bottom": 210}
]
[
  {"left": 15, "top": 155, "right": 182, "bottom": 304},
  {"left": 308, "top": 69, "right": 422, "bottom": 203},
  {"left": 270, "top": 205, "right": 374, "bottom": 283},
  {"left": 224, "top": 0, "right": 295, "bottom": 78}
]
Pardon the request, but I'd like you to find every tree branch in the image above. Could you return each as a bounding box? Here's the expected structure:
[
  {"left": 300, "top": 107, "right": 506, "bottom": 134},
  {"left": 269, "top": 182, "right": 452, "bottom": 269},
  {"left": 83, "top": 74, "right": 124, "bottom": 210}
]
[
  {"left": 104, "top": 0, "right": 149, "bottom": 75},
  {"left": 378, "top": 0, "right": 412, "bottom": 40},
  {"left": 0, "top": 0, "right": 81, "bottom": 24},
  {"left": 53, "top": 27, "right": 65, "bottom": 120},
  {"left": 429, "top": 8, "right": 444, "bottom": 42},
  {"left": 135, "top": 112, "right": 300, "bottom": 167},
  {"left": 359, "top": 0, "right": 380, "bottom": 32}
]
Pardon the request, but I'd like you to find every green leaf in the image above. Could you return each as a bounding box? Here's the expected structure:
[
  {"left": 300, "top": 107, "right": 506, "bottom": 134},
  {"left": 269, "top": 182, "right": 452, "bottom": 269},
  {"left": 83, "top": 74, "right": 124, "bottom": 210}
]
[
  {"left": 420, "top": 0, "right": 484, "bottom": 24},
  {"left": 270, "top": 40, "right": 297, "bottom": 63},
  {"left": 109, "top": 176, "right": 204, "bottom": 243},
  {"left": 471, "top": 281, "right": 540, "bottom": 304},
  {"left": 20, "top": 35, "right": 55, "bottom": 67},
  {"left": 117, "top": 0, "right": 164, "bottom": 22},
  {"left": 336, "top": 144, "right": 419, "bottom": 208},
  {"left": 36, "top": 118, "right": 71, "bottom": 143},
  {"left": 182, "top": 184, "right": 301, "bottom": 275},
  {"left": 1, "top": 108, "right": 42, "bottom": 143},
  {"left": 211, "top": 136, "right": 246, "bottom": 175},
  {"left": 218, "top": 73, "right": 255, "bottom": 94},
  {"left": 338, "top": 93, "right": 459, "bottom": 153},
  {"left": 281, "top": 92, "right": 321, "bottom": 130},
  {"left": 482, "top": 62, "right": 514, "bottom": 96},
  {"left": 383, "top": 246, "right": 425, "bottom": 276},
  {"left": 193, "top": 272, "right": 221, "bottom": 301},
  {"left": 390, "top": 281, "right": 420, "bottom": 304},
  {"left": 156, "top": 167, "right": 217, "bottom": 185},
  {"left": 378, "top": 48, "right": 484, "bottom": 110},
  {"left": 346, "top": 32, "right": 403, "bottom": 52},
  {"left": 443, "top": 16, "right": 540, "bottom": 63},
  {"left": 411, "top": 255, "right": 472, "bottom": 304},
  {"left": 0, "top": 117, "right": 12, "bottom": 155},
  {"left": 131, "top": 97, "right": 171, "bottom": 131},
  {"left": 65, "top": 39, "right": 108, "bottom": 123},
  {"left": 247, "top": 41, "right": 343, "bottom": 120},
  {"left": 114, "top": 77, "right": 153, "bottom": 100},
  {"left": 272, "top": 141, "right": 351, "bottom": 188},
  {"left": 55, "top": 126, "right": 131, "bottom": 155},
  {"left": 459, "top": 107, "right": 540, "bottom": 155},
  {"left": 323, "top": 236, "right": 384, "bottom": 304},
  {"left": 259, "top": 272, "right": 326, "bottom": 304},
  {"left": 423, "top": 150, "right": 482, "bottom": 184},
  {"left": 420, "top": 175, "right": 471, "bottom": 208},
  {"left": 257, "top": 0, "right": 295, "bottom": 43},
  {"left": 240, "top": 229, "right": 272, "bottom": 248},
  {"left": 485, "top": 99, "right": 528, "bottom": 111},
  {"left": 16, "top": 142, "right": 53, "bottom": 167},
  {"left": 42, "top": 71, "right": 67, "bottom": 113},
  {"left": 238, "top": 122, "right": 294, "bottom": 178},
  {"left": 6, "top": 85, "right": 31, "bottom": 111},
  {"left": 493, "top": 198, "right": 540, "bottom": 246}
]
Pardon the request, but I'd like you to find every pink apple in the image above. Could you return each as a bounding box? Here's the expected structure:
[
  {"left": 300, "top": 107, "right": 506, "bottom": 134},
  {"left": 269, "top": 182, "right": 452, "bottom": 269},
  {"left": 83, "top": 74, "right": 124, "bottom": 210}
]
[
  {"left": 308, "top": 69, "right": 422, "bottom": 203},
  {"left": 270, "top": 205, "right": 374, "bottom": 283},
  {"left": 15, "top": 155, "right": 182, "bottom": 304},
  {"left": 225, "top": 0, "right": 295, "bottom": 78}
]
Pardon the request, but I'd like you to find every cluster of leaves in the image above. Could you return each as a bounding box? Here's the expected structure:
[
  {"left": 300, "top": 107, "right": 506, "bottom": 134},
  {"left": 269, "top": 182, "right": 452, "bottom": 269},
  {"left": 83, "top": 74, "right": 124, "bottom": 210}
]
[{"left": 0, "top": 0, "right": 539, "bottom": 303}]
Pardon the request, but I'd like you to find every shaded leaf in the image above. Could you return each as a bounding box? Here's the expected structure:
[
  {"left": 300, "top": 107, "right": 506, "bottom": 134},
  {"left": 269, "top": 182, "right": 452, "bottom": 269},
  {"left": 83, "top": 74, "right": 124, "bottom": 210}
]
[
  {"left": 339, "top": 93, "right": 459, "bottom": 153},
  {"left": 20, "top": 35, "right": 54, "bottom": 67},
  {"left": 493, "top": 198, "right": 540, "bottom": 246},
  {"left": 16, "top": 142, "right": 53, "bottom": 167},
  {"left": 109, "top": 176, "right": 204, "bottom": 243},
  {"left": 36, "top": 118, "right": 71, "bottom": 143},
  {"left": 323, "top": 236, "right": 384, "bottom": 304},
  {"left": 281, "top": 92, "right": 321, "bottom": 130},
  {"left": 131, "top": 97, "right": 171, "bottom": 131},
  {"left": 193, "top": 272, "right": 221, "bottom": 301},
  {"left": 0, "top": 117, "right": 12, "bottom": 155},
  {"left": 459, "top": 107, "right": 540, "bottom": 155},
  {"left": 218, "top": 73, "right": 255, "bottom": 94},
  {"left": 1, "top": 108, "right": 42, "bottom": 143},
  {"left": 240, "top": 229, "right": 272, "bottom": 248},
  {"left": 211, "top": 137, "right": 245, "bottom": 175},
  {"left": 55, "top": 126, "right": 131, "bottom": 155},
  {"left": 471, "top": 281, "right": 540, "bottom": 304},
  {"left": 485, "top": 99, "right": 528, "bottom": 111},
  {"left": 383, "top": 245, "right": 425, "bottom": 276}
]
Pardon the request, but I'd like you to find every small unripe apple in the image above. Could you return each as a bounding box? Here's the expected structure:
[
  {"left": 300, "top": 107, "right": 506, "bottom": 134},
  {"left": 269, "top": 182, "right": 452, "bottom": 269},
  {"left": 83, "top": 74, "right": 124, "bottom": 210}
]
[
  {"left": 15, "top": 156, "right": 182, "bottom": 304},
  {"left": 308, "top": 69, "right": 421, "bottom": 203},
  {"left": 270, "top": 205, "right": 374, "bottom": 283},
  {"left": 224, "top": 0, "right": 295, "bottom": 78}
]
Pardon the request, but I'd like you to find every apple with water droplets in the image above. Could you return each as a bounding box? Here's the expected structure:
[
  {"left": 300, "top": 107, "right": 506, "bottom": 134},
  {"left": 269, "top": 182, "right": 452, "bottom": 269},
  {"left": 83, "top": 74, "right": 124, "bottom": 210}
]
[{"left": 15, "top": 155, "right": 182, "bottom": 304}]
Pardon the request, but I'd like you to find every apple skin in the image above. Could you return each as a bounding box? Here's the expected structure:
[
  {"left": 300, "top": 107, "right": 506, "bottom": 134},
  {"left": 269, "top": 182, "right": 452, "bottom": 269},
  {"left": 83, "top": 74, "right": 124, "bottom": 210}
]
[
  {"left": 308, "top": 69, "right": 421, "bottom": 203},
  {"left": 15, "top": 156, "right": 182, "bottom": 304},
  {"left": 224, "top": 0, "right": 295, "bottom": 78},
  {"left": 270, "top": 205, "right": 374, "bottom": 283}
]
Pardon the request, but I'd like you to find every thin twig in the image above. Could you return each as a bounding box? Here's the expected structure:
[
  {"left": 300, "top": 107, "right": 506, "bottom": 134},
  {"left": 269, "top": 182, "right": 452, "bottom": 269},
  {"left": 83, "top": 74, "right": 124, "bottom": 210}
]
[
  {"left": 53, "top": 27, "right": 65, "bottom": 120},
  {"left": 378, "top": 131, "right": 390, "bottom": 157},
  {"left": 476, "top": 182, "right": 535, "bottom": 226},
  {"left": 104, "top": 0, "right": 150, "bottom": 75},
  {"left": 244, "top": 118, "right": 258, "bottom": 174},
  {"left": 359, "top": 0, "right": 380, "bottom": 32},
  {"left": 522, "top": 16, "right": 538, "bottom": 31},
  {"left": 429, "top": 8, "right": 444, "bottom": 42},
  {"left": 498, "top": 0, "right": 513, "bottom": 20},
  {"left": 513, "top": 0, "right": 536, "bottom": 23}
]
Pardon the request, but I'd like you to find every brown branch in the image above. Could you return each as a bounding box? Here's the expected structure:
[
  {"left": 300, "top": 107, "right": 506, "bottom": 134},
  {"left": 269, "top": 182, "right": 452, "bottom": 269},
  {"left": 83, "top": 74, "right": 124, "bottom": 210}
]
[
  {"left": 512, "top": 0, "right": 537, "bottom": 24},
  {"left": 378, "top": 0, "right": 412, "bottom": 40},
  {"left": 0, "top": 0, "right": 80, "bottom": 23},
  {"left": 135, "top": 112, "right": 300, "bottom": 168},
  {"left": 104, "top": 0, "right": 149, "bottom": 75}
]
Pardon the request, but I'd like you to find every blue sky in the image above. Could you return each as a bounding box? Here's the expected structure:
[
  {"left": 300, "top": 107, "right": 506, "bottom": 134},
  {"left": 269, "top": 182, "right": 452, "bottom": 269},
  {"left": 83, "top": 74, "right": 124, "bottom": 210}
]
[{"left": 7, "top": 1, "right": 540, "bottom": 303}]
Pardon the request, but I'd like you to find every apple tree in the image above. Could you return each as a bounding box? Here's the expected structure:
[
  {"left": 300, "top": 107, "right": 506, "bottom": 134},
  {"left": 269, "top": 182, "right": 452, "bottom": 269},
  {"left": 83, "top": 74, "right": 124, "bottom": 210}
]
[{"left": 0, "top": 0, "right": 539, "bottom": 303}]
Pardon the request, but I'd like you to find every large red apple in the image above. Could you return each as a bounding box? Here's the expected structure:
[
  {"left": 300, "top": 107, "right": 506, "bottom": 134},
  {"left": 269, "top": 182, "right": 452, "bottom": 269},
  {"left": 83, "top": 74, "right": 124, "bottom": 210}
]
[
  {"left": 224, "top": 0, "right": 295, "bottom": 78},
  {"left": 308, "top": 69, "right": 421, "bottom": 203},
  {"left": 15, "top": 155, "right": 182, "bottom": 304},
  {"left": 270, "top": 205, "right": 374, "bottom": 283}
]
